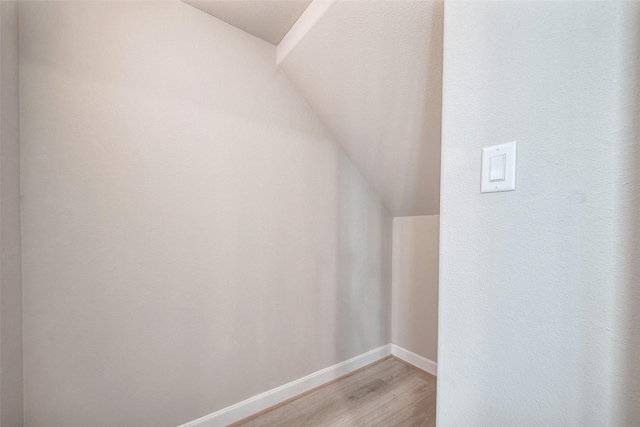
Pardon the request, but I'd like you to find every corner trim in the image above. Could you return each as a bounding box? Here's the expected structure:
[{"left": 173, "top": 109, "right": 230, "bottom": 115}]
[
  {"left": 391, "top": 344, "right": 437, "bottom": 377},
  {"left": 276, "top": 0, "right": 337, "bottom": 64},
  {"left": 177, "top": 344, "right": 392, "bottom": 427}
]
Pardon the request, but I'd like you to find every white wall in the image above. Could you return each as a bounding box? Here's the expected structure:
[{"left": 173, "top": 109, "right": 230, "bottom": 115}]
[
  {"left": 0, "top": 1, "right": 23, "bottom": 426},
  {"left": 439, "top": 1, "right": 640, "bottom": 425},
  {"left": 392, "top": 215, "right": 438, "bottom": 362},
  {"left": 19, "top": 2, "right": 392, "bottom": 426}
]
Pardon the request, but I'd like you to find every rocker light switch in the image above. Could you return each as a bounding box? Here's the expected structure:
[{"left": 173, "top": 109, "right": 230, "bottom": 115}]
[
  {"left": 489, "top": 154, "right": 506, "bottom": 182},
  {"left": 481, "top": 141, "right": 517, "bottom": 193}
]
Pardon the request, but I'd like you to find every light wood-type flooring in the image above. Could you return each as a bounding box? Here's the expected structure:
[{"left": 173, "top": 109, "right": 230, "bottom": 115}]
[{"left": 233, "top": 357, "right": 436, "bottom": 427}]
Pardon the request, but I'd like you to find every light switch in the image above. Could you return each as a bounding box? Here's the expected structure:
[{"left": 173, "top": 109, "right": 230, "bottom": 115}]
[
  {"left": 481, "top": 141, "right": 517, "bottom": 193},
  {"left": 489, "top": 154, "right": 506, "bottom": 182}
]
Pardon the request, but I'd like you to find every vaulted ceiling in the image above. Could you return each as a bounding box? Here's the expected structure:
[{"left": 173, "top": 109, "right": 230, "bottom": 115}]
[
  {"left": 182, "top": 0, "right": 311, "bottom": 45},
  {"left": 182, "top": 0, "right": 443, "bottom": 216}
]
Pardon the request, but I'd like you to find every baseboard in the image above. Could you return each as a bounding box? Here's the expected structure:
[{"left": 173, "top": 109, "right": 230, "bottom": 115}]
[
  {"left": 391, "top": 344, "right": 437, "bottom": 377},
  {"left": 178, "top": 344, "right": 392, "bottom": 427}
]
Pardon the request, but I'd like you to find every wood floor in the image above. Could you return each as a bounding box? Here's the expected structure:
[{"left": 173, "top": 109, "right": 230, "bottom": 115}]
[{"left": 233, "top": 357, "right": 437, "bottom": 427}]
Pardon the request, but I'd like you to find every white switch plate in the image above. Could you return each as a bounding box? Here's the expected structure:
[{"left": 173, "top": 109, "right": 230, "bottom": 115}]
[{"left": 481, "top": 141, "right": 517, "bottom": 193}]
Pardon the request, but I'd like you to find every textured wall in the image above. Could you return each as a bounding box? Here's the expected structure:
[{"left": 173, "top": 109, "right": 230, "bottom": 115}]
[
  {"left": 20, "top": 2, "right": 392, "bottom": 426},
  {"left": 0, "top": 1, "right": 23, "bottom": 426},
  {"left": 438, "top": 1, "right": 640, "bottom": 425},
  {"left": 392, "top": 215, "right": 438, "bottom": 362}
]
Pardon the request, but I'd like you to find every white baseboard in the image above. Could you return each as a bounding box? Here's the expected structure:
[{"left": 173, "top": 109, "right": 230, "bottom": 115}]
[
  {"left": 178, "top": 344, "right": 392, "bottom": 427},
  {"left": 390, "top": 344, "right": 437, "bottom": 377}
]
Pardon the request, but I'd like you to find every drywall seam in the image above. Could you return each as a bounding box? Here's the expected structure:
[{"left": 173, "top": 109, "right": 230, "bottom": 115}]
[
  {"left": 391, "top": 345, "right": 437, "bottom": 377},
  {"left": 276, "top": 0, "right": 336, "bottom": 64},
  {"left": 177, "top": 345, "right": 392, "bottom": 427}
]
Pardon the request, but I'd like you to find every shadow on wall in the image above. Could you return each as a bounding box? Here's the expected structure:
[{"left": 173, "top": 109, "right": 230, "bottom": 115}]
[
  {"left": 328, "top": 0, "right": 444, "bottom": 361},
  {"left": 333, "top": 148, "right": 392, "bottom": 361},
  {"left": 620, "top": 3, "right": 640, "bottom": 423},
  {"left": 409, "top": 0, "right": 443, "bottom": 212}
]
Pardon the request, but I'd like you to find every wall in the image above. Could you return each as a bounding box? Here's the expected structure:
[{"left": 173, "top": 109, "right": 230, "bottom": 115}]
[
  {"left": 19, "top": 2, "right": 392, "bottom": 426},
  {"left": 0, "top": 1, "right": 23, "bottom": 426},
  {"left": 438, "top": 1, "right": 640, "bottom": 425},
  {"left": 391, "top": 215, "right": 438, "bottom": 362}
]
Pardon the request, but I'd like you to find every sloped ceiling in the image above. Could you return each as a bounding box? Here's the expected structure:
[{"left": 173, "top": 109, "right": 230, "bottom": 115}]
[
  {"left": 184, "top": 0, "right": 444, "bottom": 216},
  {"left": 279, "top": 1, "right": 443, "bottom": 216},
  {"left": 182, "top": 0, "right": 311, "bottom": 45}
]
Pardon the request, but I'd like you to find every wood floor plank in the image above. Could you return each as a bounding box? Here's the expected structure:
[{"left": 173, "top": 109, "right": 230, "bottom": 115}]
[
  {"left": 235, "top": 358, "right": 437, "bottom": 426},
  {"left": 338, "top": 376, "right": 434, "bottom": 426},
  {"left": 235, "top": 400, "right": 303, "bottom": 427}
]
